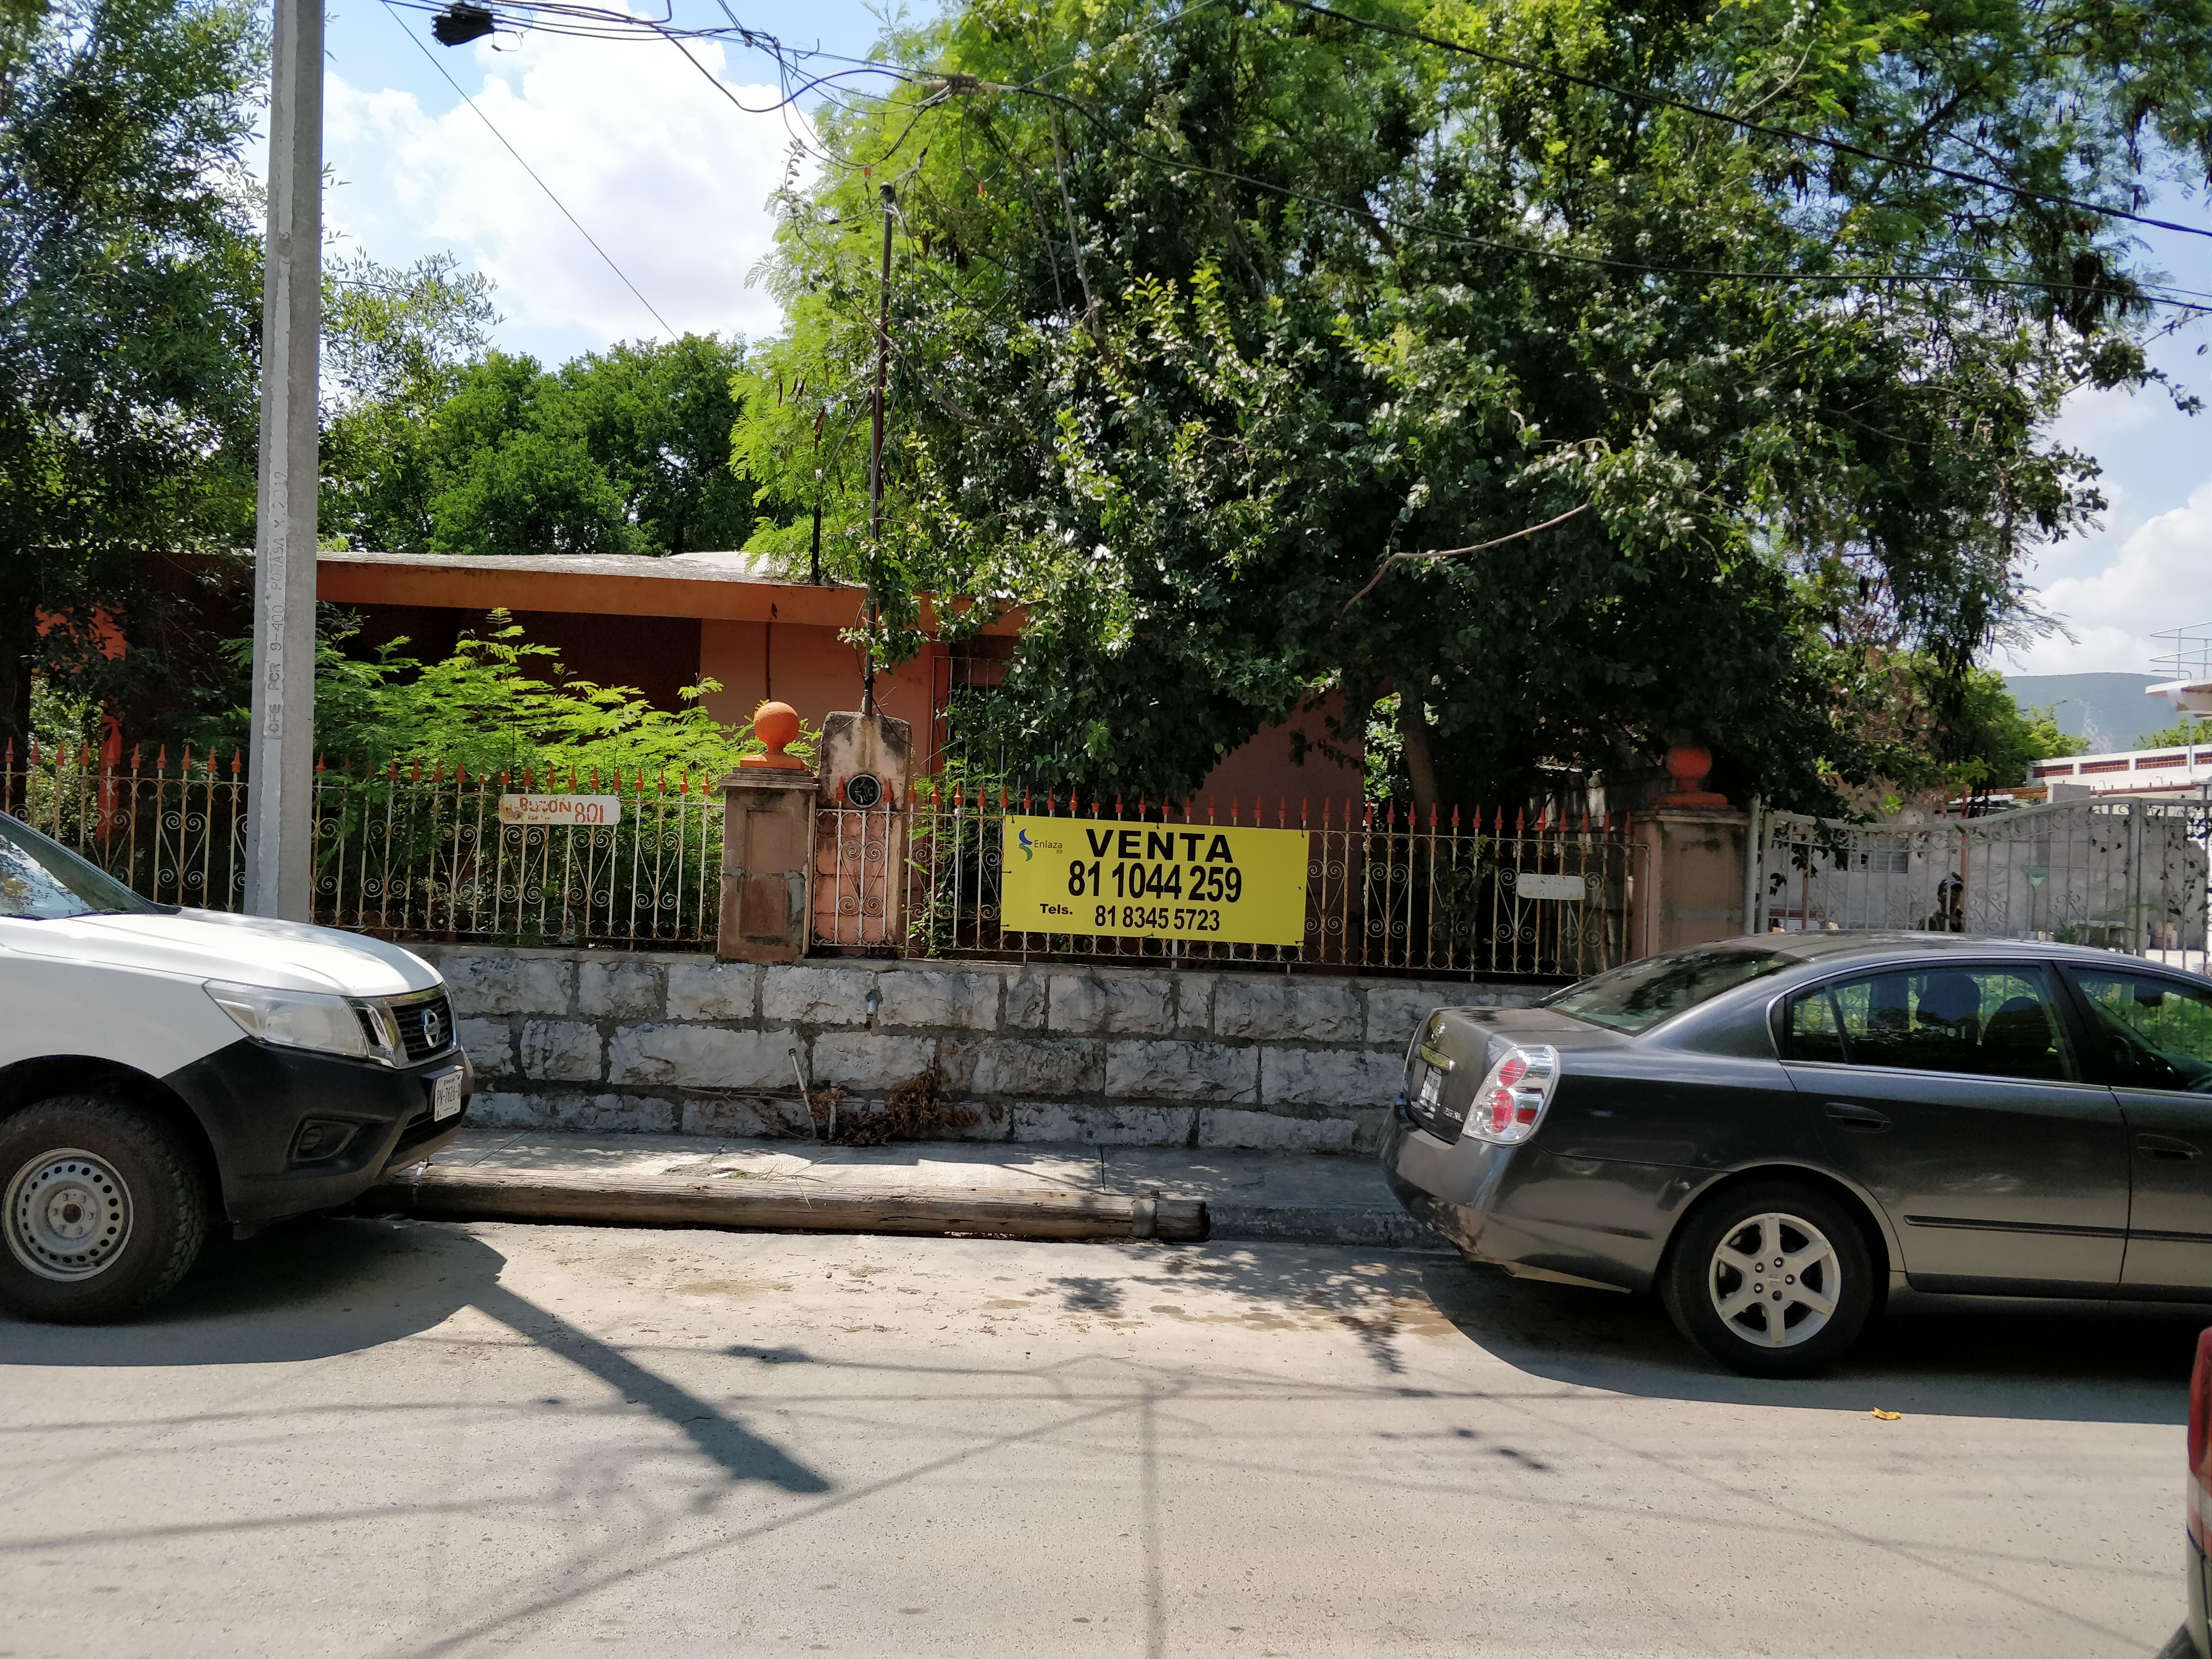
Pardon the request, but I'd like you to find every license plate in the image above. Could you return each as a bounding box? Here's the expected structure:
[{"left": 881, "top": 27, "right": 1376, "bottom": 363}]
[
  {"left": 1418, "top": 1067, "right": 1444, "bottom": 1107},
  {"left": 431, "top": 1071, "right": 463, "bottom": 1121}
]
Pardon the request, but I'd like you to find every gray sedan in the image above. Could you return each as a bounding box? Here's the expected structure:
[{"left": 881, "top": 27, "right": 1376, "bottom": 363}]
[{"left": 1383, "top": 933, "right": 2212, "bottom": 1376}]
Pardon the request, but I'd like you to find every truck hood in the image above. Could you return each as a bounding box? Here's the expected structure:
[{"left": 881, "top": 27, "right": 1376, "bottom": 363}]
[{"left": 0, "top": 908, "right": 440, "bottom": 997}]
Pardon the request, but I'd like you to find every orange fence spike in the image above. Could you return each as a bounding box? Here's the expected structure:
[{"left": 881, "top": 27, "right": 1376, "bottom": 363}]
[
  {"left": 457, "top": 762, "right": 469, "bottom": 786},
  {"left": 999, "top": 785, "right": 1009, "bottom": 811},
  {"left": 1515, "top": 806, "right": 1526, "bottom": 833},
  {"left": 410, "top": 758, "right": 422, "bottom": 783},
  {"left": 130, "top": 744, "right": 141, "bottom": 769},
  {"left": 229, "top": 750, "right": 240, "bottom": 775},
  {"left": 180, "top": 744, "right": 192, "bottom": 770},
  {"left": 1207, "top": 793, "right": 1215, "bottom": 823},
  {"left": 1022, "top": 786, "right": 1032, "bottom": 812}
]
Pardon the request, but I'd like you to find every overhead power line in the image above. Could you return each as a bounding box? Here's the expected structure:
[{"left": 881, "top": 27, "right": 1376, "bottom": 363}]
[
  {"left": 382, "top": 0, "right": 2212, "bottom": 317},
  {"left": 1274, "top": 0, "right": 2212, "bottom": 245},
  {"left": 381, "top": 0, "right": 679, "bottom": 337}
]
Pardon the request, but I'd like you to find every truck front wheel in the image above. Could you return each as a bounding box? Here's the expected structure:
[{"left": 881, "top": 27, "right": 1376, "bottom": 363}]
[{"left": 0, "top": 1094, "right": 208, "bottom": 1323}]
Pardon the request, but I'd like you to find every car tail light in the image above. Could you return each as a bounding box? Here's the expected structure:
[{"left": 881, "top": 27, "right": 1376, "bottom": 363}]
[
  {"left": 2190, "top": 1328, "right": 2212, "bottom": 1551},
  {"left": 1465, "top": 1044, "right": 1560, "bottom": 1144}
]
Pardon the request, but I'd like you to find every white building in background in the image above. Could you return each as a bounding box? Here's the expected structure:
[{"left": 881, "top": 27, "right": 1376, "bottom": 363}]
[{"left": 2029, "top": 622, "right": 2212, "bottom": 799}]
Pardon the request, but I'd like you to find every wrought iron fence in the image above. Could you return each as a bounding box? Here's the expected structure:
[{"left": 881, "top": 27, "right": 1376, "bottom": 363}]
[
  {"left": 817, "top": 786, "right": 1643, "bottom": 980},
  {"left": 2, "top": 743, "right": 724, "bottom": 947},
  {"left": 1757, "top": 796, "right": 2212, "bottom": 973},
  {"left": 7, "top": 743, "right": 1642, "bottom": 975}
]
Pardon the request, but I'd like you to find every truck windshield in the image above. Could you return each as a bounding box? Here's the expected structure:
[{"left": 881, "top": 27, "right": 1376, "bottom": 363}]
[
  {"left": 1545, "top": 945, "right": 1791, "bottom": 1034},
  {"left": 0, "top": 813, "right": 168, "bottom": 920}
]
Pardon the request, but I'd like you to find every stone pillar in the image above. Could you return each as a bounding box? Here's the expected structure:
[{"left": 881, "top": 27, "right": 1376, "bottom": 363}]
[
  {"left": 1633, "top": 806, "right": 1753, "bottom": 955},
  {"left": 1629, "top": 746, "right": 1750, "bottom": 955},
  {"left": 716, "top": 702, "right": 816, "bottom": 962}
]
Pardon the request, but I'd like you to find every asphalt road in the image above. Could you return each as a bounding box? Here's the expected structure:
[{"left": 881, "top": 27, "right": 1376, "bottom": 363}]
[{"left": 0, "top": 1216, "right": 2199, "bottom": 1659}]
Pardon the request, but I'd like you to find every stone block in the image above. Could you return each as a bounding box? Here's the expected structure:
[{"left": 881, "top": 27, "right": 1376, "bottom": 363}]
[
  {"left": 536, "top": 1092, "right": 682, "bottom": 1134},
  {"left": 875, "top": 967, "right": 1000, "bottom": 1031},
  {"left": 1001, "top": 968, "right": 1049, "bottom": 1032},
  {"left": 461, "top": 1090, "right": 546, "bottom": 1130},
  {"left": 1197, "top": 1107, "right": 1358, "bottom": 1153},
  {"left": 1366, "top": 983, "right": 1448, "bottom": 1049},
  {"left": 1213, "top": 978, "right": 1362, "bottom": 1043},
  {"left": 679, "top": 1094, "right": 804, "bottom": 1138},
  {"left": 969, "top": 1039, "right": 1101, "bottom": 1098},
  {"left": 1011, "top": 1103, "right": 1196, "bottom": 1146},
  {"left": 577, "top": 958, "right": 664, "bottom": 1020},
  {"left": 1104, "top": 1040, "right": 1258, "bottom": 1103},
  {"left": 666, "top": 959, "right": 760, "bottom": 1022},
  {"left": 1171, "top": 973, "right": 1216, "bottom": 1035},
  {"left": 443, "top": 954, "right": 574, "bottom": 1017},
  {"left": 809, "top": 1031, "right": 938, "bottom": 1093},
  {"left": 456, "top": 1017, "right": 514, "bottom": 1080},
  {"left": 607, "top": 1024, "right": 801, "bottom": 1090},
  {"left": 1259, "top": 1046, "right": 1402, "bottom": 1109},
  {"left": 519, "top": 1020, "right": 604, "bottom": 1083},
  {"left": 760, "top": 964, "right": 882, "bottom": 1026},
  {"left": 1047, "top": 972, "right": 1174, "bottom": 1035}
]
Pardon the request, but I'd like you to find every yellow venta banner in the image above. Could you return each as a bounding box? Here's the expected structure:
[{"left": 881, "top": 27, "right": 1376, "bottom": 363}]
[{"left": 999, "top": 816, "right": 1310, "bottom": 947}]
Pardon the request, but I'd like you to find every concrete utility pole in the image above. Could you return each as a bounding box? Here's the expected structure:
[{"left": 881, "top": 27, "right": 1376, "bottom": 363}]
[
  {"left": 245, "top": 0, "right": 323, "bottom": 920},
  {"left": 863, "top": 182, "right": 892, "bottom": 716}
]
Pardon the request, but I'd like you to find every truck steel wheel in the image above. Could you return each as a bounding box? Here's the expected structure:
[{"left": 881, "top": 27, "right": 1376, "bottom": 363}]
[
  {"left": 0, "top": 1096, "right": 207, "bottom": 1324},
  {"left": 1662, "top": 1182, "right": 1874, "bottom": 1378}
]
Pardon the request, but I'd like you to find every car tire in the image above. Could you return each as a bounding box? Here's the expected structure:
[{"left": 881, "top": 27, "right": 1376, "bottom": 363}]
[
  {"left": 0, "top": 1094, "right": 209, "bottom": 1324},
  {"left": 1661, "top": 1181, "right": 1874, "bottom": 1378}
]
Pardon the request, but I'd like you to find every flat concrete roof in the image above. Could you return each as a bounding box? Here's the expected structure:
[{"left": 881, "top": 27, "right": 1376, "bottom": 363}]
[{"left": 317, "top": 549, "right": 1021, "bottom": 633}]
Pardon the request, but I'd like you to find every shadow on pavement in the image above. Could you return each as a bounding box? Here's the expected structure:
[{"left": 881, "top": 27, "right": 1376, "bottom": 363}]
[
  {"left": 0, "top": 1216, "right": 503, "bottom": 1366},
  {"left": 1419, "top": 1254, "right": 2201, "bottom": 1424}
]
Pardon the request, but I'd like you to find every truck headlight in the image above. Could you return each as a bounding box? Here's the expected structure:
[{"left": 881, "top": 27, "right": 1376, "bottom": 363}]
[{"left": 204, "top": 981, "right": 387, "bottom": 1062}]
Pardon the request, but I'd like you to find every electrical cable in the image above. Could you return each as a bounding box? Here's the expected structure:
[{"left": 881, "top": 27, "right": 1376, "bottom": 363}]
[
  {"left": 381, "top": 0, "right": 680, "bottom": 336},
  {"left": 383, "top": 0, "right": 2212, "bottom": 316}
]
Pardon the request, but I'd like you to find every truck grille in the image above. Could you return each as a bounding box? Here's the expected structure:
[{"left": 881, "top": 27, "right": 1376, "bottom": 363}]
[{"left": 392, "top": 992, "right": 457, "bottom": 1062}]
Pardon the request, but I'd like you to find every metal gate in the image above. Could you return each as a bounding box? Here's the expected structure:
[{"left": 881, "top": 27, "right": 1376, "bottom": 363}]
[{"left": 1755, "top": 796, "right": 2211, "bottom": 973}]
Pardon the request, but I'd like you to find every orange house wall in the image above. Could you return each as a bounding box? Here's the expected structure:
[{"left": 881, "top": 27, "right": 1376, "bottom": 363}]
[{"left": 318, "top": 560, "right": 1359, "bottom": 803}]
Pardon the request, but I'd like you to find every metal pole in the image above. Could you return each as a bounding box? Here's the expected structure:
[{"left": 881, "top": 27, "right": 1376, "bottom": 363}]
[
  {"left": 809, "top": 407, "right": 826, "bottom": 586},
  {"left": 864, "top": 183, "right": 892, "bottom": 716},
  {"left": 245, "top": 0, "right": 322, "bottom": 920},
  {"left": 1742, "top": 793, "right": 1762, "bottom": 935}
]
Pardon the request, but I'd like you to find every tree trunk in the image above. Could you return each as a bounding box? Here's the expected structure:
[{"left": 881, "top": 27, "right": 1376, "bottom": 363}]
[{"left": 1398, "top": 694, "right": 1440, "bottom": 814}]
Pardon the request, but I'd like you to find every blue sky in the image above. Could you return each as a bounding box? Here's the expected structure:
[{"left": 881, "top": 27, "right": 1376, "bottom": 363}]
[{"left": 317, "top": 3, "right": 2211, "bottom": 677}]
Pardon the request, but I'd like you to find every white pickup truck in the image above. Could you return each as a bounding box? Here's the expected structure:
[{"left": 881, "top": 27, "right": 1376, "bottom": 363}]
[{"left": 0, "top": 812, "right": 472, "bottom": 1322}]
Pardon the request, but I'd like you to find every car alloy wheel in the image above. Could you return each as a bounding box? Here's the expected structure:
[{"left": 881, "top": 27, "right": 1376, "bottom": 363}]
[
  {"left": 1706, "top": 1211, "right": 1840, "bottom": 1350},
  {"left": 6, "top": 1147, "right": 134, "bottom": 1281},
  {"left": 1662, "top": 1180, "right": 1875, "bottom": 1377}
]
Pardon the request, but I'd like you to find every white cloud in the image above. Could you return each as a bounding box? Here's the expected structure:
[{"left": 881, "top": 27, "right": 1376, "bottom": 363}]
[
  {"left": 324, "top": 24, "right": 811, "bottom": 356},
  {"left": 2007, "top": 477, "right": 2212, "bottom": 673}
]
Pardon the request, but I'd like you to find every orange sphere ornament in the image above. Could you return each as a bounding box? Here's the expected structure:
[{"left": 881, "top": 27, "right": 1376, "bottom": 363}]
[{"left": 741, "top": 700, "right": 808, "bottom": 769}]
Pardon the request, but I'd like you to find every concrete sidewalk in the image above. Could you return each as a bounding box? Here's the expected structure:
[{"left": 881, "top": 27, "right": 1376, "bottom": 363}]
[{"left": 412, "top": 1127, "right": 1446, "bottom": 1250}]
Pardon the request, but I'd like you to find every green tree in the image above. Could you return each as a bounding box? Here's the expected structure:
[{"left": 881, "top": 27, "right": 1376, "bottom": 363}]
[
  {"left": 2137, "top": 715, "right": 2208, "bottom": 749},
  {"left": 324, "top": 333, "right": 759, "bottom": 556},
  {"left": 736, "top": 0, "right": 2210, "bottom": 811},
  {"left": 0, "top": 0, "right": 265, "bottom": 746}
]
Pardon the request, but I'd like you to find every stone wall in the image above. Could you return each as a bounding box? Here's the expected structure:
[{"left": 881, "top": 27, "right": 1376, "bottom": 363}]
[{"left": 417, "top": 948, "right": 1543, "bottom": 1153}]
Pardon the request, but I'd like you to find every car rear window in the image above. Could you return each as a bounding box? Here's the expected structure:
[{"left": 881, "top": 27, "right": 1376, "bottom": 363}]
[
  {"left": 1544, "top": 946, "right": 1792, "bottom": 1034},
  {"left": 0, "top": 813, "right": 166, "bottom": 920}
]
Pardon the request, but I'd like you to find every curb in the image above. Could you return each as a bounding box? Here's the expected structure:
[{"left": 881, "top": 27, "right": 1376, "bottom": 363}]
[
  {"left": 362, "top": 1164, "right": 1208, "bottom": 1243},
  {"left": 1210, "top": 1203, "right": 1451, "bottom": 1252}
]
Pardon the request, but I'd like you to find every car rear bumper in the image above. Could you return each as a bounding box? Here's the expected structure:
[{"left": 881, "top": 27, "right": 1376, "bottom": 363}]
[
  {"left": 164, "top": 1038, "right": 474, "bottom": 1223},
  {"left": 1381, "top": 1109, "right": 1679, "bottom": 1293}
]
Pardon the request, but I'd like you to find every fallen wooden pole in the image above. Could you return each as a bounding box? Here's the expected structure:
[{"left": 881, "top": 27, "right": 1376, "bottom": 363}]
[{"left": 359, "top": 1165, "right": 1209, "bottom": 1244}]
